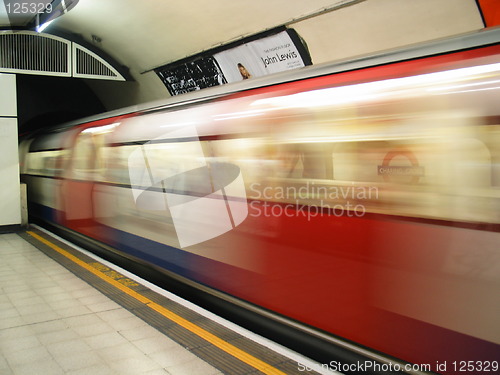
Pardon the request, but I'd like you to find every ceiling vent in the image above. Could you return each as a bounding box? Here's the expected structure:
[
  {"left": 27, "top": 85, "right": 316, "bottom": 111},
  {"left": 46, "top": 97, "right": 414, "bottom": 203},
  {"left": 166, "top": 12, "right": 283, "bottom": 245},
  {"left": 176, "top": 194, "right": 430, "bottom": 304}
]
[
  {"left": 0, "top": 31, "right": 126, "bottom": 81},
  {"left": 73, "top": 44, "right": 124, "bottom": 80}
]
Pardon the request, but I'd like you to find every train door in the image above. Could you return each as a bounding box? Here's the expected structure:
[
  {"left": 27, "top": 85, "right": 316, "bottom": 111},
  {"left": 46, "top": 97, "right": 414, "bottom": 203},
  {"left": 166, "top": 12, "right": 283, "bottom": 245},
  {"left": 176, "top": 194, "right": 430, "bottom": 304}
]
[{"left": 60, "top": 126, "right": 106, "bottom": 238}]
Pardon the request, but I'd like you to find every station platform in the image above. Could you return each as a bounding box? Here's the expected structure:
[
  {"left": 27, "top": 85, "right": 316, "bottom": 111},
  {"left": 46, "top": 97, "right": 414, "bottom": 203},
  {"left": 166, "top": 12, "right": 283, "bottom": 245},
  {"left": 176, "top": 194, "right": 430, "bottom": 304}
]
[{"left": 0, "top": 227, "right": 325, "bottom": 375}]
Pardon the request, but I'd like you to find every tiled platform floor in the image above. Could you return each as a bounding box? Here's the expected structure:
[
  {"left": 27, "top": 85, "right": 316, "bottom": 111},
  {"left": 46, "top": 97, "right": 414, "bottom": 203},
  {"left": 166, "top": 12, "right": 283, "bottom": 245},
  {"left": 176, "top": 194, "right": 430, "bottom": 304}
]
[{"left": 0, "top": 232, "right": 222, "bottom": 375}]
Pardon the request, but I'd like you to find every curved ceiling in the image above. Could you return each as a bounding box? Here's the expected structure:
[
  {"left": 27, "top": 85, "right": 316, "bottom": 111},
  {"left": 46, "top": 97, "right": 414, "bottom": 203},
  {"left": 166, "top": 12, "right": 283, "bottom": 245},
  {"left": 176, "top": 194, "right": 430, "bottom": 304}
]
[
  {"left": 13, "top": 0, "right": 360, "bottom": 78},
  {"left": 1, "top": 0, "right": 485, "bottom": 110}
]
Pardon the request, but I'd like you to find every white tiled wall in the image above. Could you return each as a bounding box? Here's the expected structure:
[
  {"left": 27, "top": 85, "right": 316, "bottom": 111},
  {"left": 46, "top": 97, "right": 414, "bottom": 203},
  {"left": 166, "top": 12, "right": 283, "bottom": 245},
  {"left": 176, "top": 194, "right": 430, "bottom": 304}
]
[{"left": 0, "top": 73, "right": 21, "bottom": 226}]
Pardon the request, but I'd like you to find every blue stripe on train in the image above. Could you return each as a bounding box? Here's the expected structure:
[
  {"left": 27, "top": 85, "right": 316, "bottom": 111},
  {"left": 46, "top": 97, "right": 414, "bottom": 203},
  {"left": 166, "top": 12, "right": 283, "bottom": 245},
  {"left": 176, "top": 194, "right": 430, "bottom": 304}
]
[
  {"left": 111, "top": 228, "right": 197, "bottom": 280},
  {"left": 30, "top": 202, "right": 257, "bottom": 291},
  {"left": 30, "top": 201, "right": 58, "bottom": 223},
  {"left": 110, "top": 227, "right": 259, "bottom": 294}
]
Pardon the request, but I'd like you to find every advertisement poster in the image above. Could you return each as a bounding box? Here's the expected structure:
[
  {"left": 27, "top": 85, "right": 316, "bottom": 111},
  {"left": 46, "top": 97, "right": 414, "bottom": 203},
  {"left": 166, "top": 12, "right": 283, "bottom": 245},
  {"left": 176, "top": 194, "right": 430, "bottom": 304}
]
[
  {"left": 155, "top": 29, "right": 311, "bottom": 95},
  {"left": 213, "top": 30, "right": 306, "bottom": 83},
  {"left": 155, "top": 56, "right": 226, "bottom": 96}
]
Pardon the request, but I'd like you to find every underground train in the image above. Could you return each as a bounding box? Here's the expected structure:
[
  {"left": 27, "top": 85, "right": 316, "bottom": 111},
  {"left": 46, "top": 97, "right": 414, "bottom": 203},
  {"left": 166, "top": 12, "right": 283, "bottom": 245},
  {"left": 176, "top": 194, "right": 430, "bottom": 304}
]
[{"left": 20, "top": 28, "right": 500, "bottom": 374}]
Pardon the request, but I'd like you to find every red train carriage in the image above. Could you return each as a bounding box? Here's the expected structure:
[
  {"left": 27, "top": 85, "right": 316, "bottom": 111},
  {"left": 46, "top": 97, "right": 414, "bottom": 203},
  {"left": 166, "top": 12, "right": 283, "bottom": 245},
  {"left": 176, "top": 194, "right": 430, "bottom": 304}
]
[{"left": 21, "top": 28, "right": 500, "bottom": 374}]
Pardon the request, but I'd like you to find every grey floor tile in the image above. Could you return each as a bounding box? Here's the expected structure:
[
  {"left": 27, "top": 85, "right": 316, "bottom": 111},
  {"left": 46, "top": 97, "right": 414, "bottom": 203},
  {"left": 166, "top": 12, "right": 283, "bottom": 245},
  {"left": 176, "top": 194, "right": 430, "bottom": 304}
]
[
  {"left": 131, "top": 335, "right": 182, "bottom": 355},
  {"left": 118, "top": 324, "right": 161, "bottom": 342},
  {"left": 46, "top": 338, "right": 93, "bottom": 358},
  {"left": 108, "top": 355, "right": 164, "bottom": 374},
  {"left": 0, "top": 354, "right": 10, "bottom": 370},
  {"left": 45, "top": 295, "right": 85, "bottom": 309},
  {"left": 85, "top": 331, "right": 129, "bottom": 350},
  {"left": 9, "top": 359, "right": 65, "bottom": 375},
  {"left": 57, "top": 304, "right": 94, "bottom": 318},
  {"left": 0, "top": 335, "right": 41, "bottom": 354},
  {"left": 96, "top": 307, "right": 135, "bottom": 322},
  {"left": 37, "top": 328, "right": 79, "bottom": 345},
  {"left": 55, "top": 350, "right": 104, "bottom": 372},
  {"left": 21, "top": 310, "right": 61, "bottom": 324},
  {"left": 4, "top": 345, "right": 52, "bottom": 367},
  {"left": 30, "top": 319, "right": 68, "bottom": 334},
  {"left": 2, "top": 307, "right": 19, "bottom": 319},
  {"left": 0, "top": 233, "right": 232, "bottom": 375},
  {"left": 72, "top": 321, "right": 116, "bottom": 337},
  {"left": 98, "top": 342, "right": 146, "bottom": 362},
  {"left": 106, "top": 315, "right": 149, "bottom": 331},
  {"left": 86, "top": 299, "right": 121, "bottom": 313},
  {"left": 16, "top": 301, "right": 54, "bottom": 316},
  {"left": 0, "top": 325, "right": 34, "bottom": 340},
  {"left": 0, "top": 316, "right": 24, "bottom": 330},
  {"left": 148, "top": 347, "right": 203, "bottom": 368},
  {"left": 63, "top": 313, "right": 106, "bottom": 328},
  {"left": 143, "top": 369, "right": 171, "bottom": 375},
  {"left": 165, "top": 359, "right": 222, "bottom": 375},
  {"left": 66, "top": 363, "right": 118, "bottom": 375},
  {"left": 78, "top": 293, "right": 114, "bottom": 306}
]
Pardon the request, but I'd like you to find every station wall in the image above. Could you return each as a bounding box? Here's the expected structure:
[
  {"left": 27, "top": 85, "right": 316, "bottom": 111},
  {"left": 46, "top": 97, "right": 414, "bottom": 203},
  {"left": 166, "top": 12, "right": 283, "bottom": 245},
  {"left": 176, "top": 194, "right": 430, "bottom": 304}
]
[
  {"left": 293, "top": 0, "right": 484, "bottom": 65},
  {"left": 0, "top": 73, "right": 21, "bottom": 227},
  {"left": 86, "top": 0, "right": 484, "bottom": 109}
]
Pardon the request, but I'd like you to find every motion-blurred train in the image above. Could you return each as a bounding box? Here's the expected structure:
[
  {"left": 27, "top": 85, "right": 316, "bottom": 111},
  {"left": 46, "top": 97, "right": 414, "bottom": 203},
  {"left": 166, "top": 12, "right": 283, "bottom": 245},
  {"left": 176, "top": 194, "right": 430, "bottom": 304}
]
[{"left": 20, "top": 28, "right": 500, "bottom": 374}]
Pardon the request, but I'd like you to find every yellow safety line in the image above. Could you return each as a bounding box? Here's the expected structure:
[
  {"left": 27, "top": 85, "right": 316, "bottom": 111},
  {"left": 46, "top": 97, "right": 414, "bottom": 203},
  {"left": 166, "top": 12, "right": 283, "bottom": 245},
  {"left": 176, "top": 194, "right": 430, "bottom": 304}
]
[{"left": 27, "top": 231, "right": 287, "bottom": 375}]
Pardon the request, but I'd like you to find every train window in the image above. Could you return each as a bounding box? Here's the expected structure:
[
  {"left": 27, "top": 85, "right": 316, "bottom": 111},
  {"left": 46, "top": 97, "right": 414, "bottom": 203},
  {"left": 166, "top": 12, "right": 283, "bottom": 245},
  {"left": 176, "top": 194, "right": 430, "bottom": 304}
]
[
  {"left": 142, "top": 141, "right": 207, "bottom": 175},
  {"left": 26, "top": 153, "right": 43, "bottom": 175},
  {"left": 331, "top": 141, "right": 391, "bottom": 183},
  {"left": 101, "top": 145, "right": 134, "bottom": 185},
  {"left": 73, "top": 133, "right": 97, "bottom": 170},
  {"left": 102, "top": 141, "right": 213, "bottom": 193},
  {"left": 481, "top": 124, "right": 500, "bottom": 187},
  {"left": 300, "top": 143, "right": 332, "bottom": 180},
  {"left": 137, "top": 141, "right": 210, "bottom": 195},
  {"left": 25, "top": 150, "right": 65, "bottom": 177},
  {"left": 209, "top": 138, "right": 278, "bottom": 182},
  {"left": 71, "top": 131, "right": 106, "bottom": 180}
]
